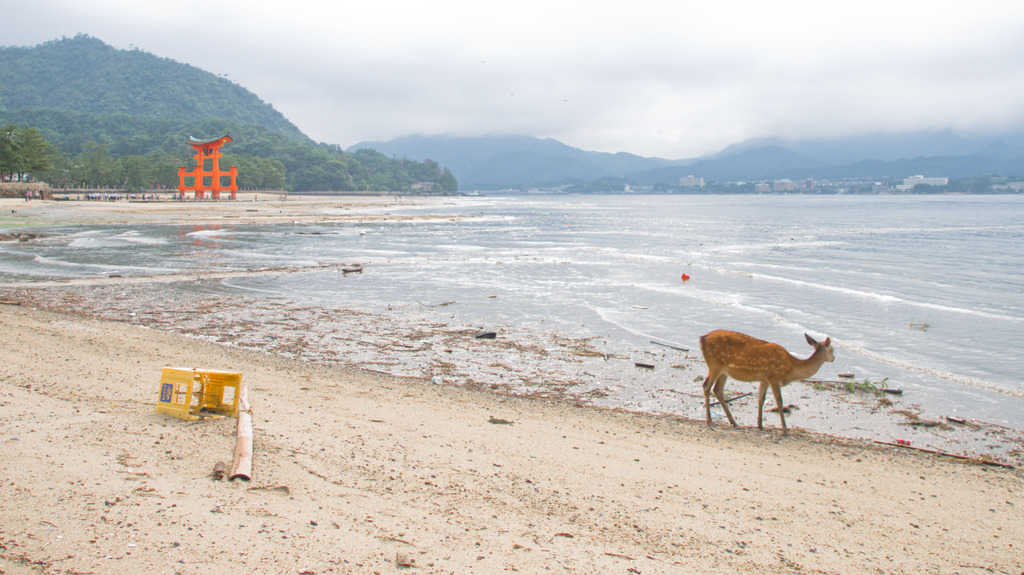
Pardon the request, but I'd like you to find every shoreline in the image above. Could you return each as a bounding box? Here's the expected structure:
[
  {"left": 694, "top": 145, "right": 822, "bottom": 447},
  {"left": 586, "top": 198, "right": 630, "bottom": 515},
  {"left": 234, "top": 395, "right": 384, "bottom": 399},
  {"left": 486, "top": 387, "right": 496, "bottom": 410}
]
[
  {"left": 6, "top": 196, "right": 1024, "bottom": 466},
  {"left": 1, "top": 194, "right": 455, "bottom": 228},
  {"left": 2, "top": 196, "right": 1023, "bottom": 572},
  {"left": 3, "top": 196, "right": 1024, "bottom": 470},
  {"left": 4, "top": 273, "right": 1023, "bottom": 470},
  {"left": 1, "top": 303, "right": 1022, "bottom": 574}
]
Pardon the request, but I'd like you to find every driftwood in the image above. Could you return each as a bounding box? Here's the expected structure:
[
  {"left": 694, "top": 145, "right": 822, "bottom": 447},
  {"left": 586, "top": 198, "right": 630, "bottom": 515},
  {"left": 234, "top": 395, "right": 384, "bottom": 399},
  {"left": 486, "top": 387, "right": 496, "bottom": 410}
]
[
  {"left": 229, "top": 383, "right": 253, "bottom": 481},
  {"left": 649, "top": 340, "right": 689, "bottom": 352},
  {"left": 709, "top": 392, "right": 752, "bottom": 407},
  {"left": 874, "top": 440, "right": 1015, "bottom": 469}
]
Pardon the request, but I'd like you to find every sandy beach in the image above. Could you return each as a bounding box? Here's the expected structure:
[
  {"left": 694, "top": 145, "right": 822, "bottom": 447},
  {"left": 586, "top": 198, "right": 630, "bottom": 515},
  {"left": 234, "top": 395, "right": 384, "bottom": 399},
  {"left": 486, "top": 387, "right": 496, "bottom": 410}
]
[
  {"left": 2, "top": 193, "right": 455, "bottom": 227},
  {"left": 1, "top": 197, "right": 1023, "bottom": 574}
]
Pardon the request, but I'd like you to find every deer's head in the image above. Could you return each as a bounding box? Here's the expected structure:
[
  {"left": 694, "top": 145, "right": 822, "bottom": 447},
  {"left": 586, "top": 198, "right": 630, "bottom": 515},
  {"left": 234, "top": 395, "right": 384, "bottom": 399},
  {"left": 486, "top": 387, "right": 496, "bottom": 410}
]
[{"left": 805, "top": 334, "right": 835, "bottom": 363}]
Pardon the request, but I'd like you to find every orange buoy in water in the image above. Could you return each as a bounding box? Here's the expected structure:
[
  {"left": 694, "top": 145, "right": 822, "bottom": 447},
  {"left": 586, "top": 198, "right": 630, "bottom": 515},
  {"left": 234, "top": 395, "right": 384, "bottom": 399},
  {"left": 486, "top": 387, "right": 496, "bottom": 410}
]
[{"left": 681, "top": 273, "right": 690, "bottom": 282}]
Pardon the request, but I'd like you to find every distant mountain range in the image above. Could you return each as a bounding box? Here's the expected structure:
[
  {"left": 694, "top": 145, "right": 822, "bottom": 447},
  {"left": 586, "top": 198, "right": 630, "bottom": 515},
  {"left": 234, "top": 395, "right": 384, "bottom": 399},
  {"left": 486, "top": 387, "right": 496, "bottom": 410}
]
[
  {"left": 347, "top": 135, "right": 679, "bottom": 190},
  {"left": 350, "top": 131, "right": 1024, "bottom": 190}
]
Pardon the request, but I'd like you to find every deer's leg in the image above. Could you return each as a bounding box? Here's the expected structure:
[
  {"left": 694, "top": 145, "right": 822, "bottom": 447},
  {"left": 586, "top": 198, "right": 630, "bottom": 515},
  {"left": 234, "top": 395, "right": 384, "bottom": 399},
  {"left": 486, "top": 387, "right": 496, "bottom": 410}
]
[
  {"left": 757, "top": 381, "right": 769, "bottom": 430},
  {"left": 702, "top": 373, "right": 715, "bottom": 427},
  {"left": 770, "top": 382, "right": 789, "bottom": 436},
  {"left": 713, "top": 375, "right": 737, "bottom": 427}
]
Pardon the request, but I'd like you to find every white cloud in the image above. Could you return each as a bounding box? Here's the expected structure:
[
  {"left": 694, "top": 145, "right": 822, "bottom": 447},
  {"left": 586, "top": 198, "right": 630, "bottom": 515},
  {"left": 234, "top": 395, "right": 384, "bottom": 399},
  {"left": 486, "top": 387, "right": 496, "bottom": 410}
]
[{"left": 6, "top": 0, "right": 1024, "bottom": 157}]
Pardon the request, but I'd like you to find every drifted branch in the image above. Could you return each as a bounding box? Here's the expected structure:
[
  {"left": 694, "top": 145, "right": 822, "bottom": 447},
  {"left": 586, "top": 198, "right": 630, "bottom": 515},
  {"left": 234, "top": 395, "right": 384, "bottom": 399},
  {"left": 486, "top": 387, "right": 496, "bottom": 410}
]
[
  {"left": 229, "top": 383, "right": 253, "bottom": 481},
  {"left": 709, "top": 392, "right": 751, "bottom": 407}
]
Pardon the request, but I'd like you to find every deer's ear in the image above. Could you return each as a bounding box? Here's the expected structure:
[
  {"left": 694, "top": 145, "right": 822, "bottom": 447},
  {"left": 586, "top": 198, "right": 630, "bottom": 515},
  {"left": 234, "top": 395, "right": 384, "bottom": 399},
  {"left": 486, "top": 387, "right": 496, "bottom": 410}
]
[
  {"left": 823, "top": 337, "right": 831, "bottom": 346},
  {"left": 805, "top": 333, "right": 818, "bottom": 346}
]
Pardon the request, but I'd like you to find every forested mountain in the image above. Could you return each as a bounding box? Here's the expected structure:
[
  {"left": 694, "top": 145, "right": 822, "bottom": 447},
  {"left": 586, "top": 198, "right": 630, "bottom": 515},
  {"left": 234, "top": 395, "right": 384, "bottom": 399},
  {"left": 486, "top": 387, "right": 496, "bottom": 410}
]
[
  {"left": 0, "top": 35, "right": 457, "bottom": 192},
  {"left": 0, "top": 34, "right": 307, "bottom": 142},
  {"left": 348, "top": 135, "right": 680, "bottom": 190}
]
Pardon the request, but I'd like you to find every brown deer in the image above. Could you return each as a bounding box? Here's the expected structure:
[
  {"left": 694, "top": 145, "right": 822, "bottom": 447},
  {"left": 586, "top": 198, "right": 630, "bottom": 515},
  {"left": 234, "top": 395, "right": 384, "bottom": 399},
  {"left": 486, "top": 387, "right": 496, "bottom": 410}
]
[{"left": 699, "top": 330, "right": 834, "bottom": 436}]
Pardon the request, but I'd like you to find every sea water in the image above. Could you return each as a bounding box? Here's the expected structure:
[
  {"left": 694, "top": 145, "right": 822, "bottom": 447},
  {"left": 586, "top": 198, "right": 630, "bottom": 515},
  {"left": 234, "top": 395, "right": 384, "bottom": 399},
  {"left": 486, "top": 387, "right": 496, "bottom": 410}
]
[{"left": 3, "top": 194, "right": 1023, "bottom": 431}]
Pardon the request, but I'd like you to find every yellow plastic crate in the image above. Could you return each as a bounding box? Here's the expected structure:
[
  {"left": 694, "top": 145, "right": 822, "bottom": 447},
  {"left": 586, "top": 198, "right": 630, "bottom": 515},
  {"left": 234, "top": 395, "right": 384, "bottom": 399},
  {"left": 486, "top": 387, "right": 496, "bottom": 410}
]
[{"left": 156, "top": 367, "right": 242, "bottom": 421}]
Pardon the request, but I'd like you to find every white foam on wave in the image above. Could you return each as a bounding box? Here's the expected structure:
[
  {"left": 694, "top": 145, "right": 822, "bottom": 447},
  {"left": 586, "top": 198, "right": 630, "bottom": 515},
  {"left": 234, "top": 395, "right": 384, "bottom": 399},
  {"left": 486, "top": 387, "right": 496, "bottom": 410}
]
[
  {"left": 33, "top": 255, "right": 107, "bottom": 270},
  {"left": 590, "top": 306, "right": 669, "bottom": 342},
  {"left": 66, "top": 230, "right": 167, "bottom": 248},
  {"left": 604, "top": 279, "right": 806, "bottom": 331},
  {"left": 711, "top": 239, "right": 844, "bottom": 255},
  {"left": 119, "top": 233, "right": 166, "bottom": 246},
  {"left": 852, "top": 345, "right": 1024, "bottom": 398},
  {"left": 185, "top": 229, "right": 241, "bottom": 239},
  {"left": 855, "top": 223, "right": 1022, "bottom": 237},
  {"left": 28, "top": 255, "right": 171, "bottom": 276},
  {"left": 67, "top": 236, "right": 111, "bottom": 248},
  {"left": 747, "top": 271, "right": 1021, "bottom": 322}
]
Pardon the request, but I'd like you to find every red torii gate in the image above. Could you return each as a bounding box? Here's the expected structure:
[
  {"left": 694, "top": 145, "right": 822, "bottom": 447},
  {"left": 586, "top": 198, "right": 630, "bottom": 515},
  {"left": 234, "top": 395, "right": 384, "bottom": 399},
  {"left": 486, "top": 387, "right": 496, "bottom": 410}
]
[{"left": 178, "top": 135, "right": 238, "bottom": 199}]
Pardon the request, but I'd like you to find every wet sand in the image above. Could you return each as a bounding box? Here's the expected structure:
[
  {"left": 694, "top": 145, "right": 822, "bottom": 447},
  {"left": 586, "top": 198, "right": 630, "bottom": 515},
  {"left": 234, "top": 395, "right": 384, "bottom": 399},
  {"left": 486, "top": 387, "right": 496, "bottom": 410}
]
[{"left": 2, "top": 193, "right": 452, "bottom": 227}]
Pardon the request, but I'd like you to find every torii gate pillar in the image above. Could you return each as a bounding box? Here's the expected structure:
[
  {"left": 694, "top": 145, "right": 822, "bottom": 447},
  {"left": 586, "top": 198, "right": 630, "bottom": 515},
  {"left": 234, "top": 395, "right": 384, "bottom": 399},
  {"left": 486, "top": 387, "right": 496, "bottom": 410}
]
[{"left": 178, "top": 135, "right": 239, "bottom": 200}]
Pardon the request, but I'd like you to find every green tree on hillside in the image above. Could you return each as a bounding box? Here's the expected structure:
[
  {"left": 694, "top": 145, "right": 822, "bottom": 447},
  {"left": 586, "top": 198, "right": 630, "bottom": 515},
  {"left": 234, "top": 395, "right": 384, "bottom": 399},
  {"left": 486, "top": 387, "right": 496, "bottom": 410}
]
[
  {"left": 223, "top": 154, "right": 286, "bottom": 189},
  {"left": 149, "top": 152, "right": 189, "bottom": 189},
  {"left": 0, "top": 126, "right": 15, "bottom": 181},
  {"left": 0, "top": 125, "right": 55, "bottom": 181},
  {"left": 75, "top": 142, "right": 118, "bottom": 187},
  {"left": 118, "top": 154, "right": 153, "bottom": 190},
  {"left": 17, "top": 127, "right": 55, "bottom": 176}
]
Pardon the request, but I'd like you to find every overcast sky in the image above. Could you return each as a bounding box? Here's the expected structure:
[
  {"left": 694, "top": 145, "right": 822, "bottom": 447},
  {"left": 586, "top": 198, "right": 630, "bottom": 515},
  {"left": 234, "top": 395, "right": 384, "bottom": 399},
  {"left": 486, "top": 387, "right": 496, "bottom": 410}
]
[{"left": 6, "top": 0, "right": 1024, "bottom": 158}]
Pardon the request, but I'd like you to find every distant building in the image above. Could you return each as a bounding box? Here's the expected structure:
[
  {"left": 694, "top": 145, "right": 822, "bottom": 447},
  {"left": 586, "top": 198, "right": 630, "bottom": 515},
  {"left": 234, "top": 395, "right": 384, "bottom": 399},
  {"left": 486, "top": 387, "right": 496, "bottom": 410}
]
[
  {"left": 897, "top": 174, "right": 948, "bottom": 191},
  {"left": 993, "top": 181, "right": 1024, "bottom": 191},
  {"left": 773, "top": 179, "right": 797, "bottom": 192},
  {"left": 410, "top": 182, "right": 439, "bottom": 193},
  {"left": 679, "top": 175, "right": 704, "bottom": 188},
  {"left": 754, "top": 183, "right": 771, "bottom": 193}
]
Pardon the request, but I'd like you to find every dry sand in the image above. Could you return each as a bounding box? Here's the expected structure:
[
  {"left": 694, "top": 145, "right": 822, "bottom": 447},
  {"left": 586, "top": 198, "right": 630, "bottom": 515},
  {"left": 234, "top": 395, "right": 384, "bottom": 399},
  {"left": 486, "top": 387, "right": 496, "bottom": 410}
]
[{"left": 1, "top": 197, "right": 1023, "bottom": 574}]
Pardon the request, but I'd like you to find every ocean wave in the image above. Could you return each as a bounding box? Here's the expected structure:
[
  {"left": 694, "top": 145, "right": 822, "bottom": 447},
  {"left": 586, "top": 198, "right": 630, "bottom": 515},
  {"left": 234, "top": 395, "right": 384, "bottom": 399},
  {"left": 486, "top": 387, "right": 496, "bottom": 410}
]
[
  {"left": 852, "top": 346, "right": 1024, "bottom": 398},
  {"left": 33, "top": 255, "right": 109, "bottom": 270},
  {"left": 184, "top": 229, "right": 243, "bottom": 239},
  {"left": 742, "top": 272, "right": 1022, "bottom": 322},
  {"left": 27, "top": 255, "right": 172, "bottom": 277},
  {"left": 119, "top": 234, "right": 167, "bottom": 245}
]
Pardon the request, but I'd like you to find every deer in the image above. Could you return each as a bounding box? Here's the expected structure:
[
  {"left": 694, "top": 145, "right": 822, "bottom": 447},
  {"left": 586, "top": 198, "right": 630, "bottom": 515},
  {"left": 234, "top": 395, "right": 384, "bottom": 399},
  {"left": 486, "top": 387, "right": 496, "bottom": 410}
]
[{"left": 699, "top": 330, "right": 834, "bottom": 436}]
